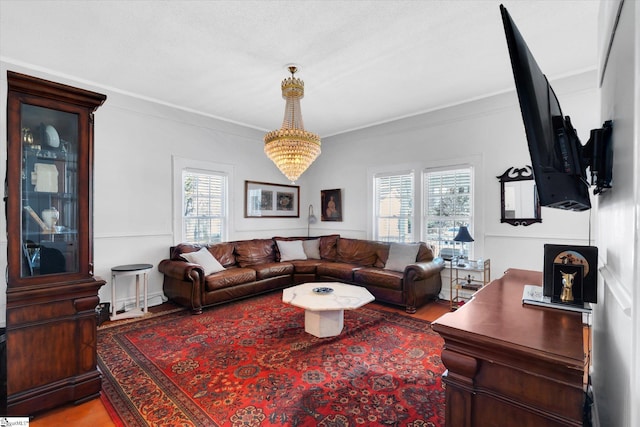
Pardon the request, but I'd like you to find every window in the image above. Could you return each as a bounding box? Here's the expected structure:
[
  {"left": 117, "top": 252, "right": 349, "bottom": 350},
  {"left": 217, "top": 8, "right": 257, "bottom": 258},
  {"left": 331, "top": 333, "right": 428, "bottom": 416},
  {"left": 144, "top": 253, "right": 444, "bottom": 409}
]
[
  {"left": 373, "top": 171, "right": 414, "bottom": 242},
  {"left": 423, "top": 167, "right": 473, "bottom": 259},
  {"left": 182, "top": 170, "right": 227, "bottom": 244},
  {"left": 173, "top": 157, "right": 231, "bottom": 245}
]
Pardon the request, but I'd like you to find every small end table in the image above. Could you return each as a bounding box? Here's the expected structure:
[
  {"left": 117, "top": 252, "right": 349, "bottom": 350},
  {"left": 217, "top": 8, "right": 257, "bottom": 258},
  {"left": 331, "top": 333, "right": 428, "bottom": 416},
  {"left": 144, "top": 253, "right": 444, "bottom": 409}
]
[
  {"left": 449, "top": 258, "right": 491, "bottom": 311},
  {"left": 110, "top": 263, "right": 153, "bottom": 321}
]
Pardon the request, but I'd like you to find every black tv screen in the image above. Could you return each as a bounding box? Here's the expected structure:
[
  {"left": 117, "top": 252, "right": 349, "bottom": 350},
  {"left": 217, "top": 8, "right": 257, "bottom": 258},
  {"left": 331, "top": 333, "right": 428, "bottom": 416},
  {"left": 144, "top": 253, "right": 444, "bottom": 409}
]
[{"left": 500, "top": 5, "right": 591, "bottom": 211}]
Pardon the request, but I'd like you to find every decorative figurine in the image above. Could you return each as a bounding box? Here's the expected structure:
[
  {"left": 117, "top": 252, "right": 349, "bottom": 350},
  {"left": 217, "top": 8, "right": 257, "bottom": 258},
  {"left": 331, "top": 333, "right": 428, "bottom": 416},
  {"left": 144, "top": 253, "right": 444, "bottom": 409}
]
[{"left": 560, "top": 270, "right": 576, "bottom": 302}]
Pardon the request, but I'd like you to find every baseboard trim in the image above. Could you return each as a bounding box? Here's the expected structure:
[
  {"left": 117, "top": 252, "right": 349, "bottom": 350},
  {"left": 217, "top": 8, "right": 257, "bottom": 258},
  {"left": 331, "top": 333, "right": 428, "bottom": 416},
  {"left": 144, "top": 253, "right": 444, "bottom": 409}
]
[{"left": 117, "top": 292, "right": 167, "bottom": 313}]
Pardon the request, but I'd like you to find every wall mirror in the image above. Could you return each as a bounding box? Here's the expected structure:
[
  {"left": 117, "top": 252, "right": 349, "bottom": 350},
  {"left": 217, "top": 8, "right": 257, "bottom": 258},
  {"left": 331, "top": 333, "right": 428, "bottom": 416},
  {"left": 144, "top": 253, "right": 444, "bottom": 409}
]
[{"left": 497, "top": 166, "right": 541, "bottom": 226}]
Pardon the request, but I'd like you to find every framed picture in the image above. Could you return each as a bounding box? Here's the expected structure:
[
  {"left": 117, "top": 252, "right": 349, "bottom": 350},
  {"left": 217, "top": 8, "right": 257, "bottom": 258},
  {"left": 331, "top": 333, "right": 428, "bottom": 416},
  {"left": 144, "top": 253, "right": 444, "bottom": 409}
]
[
  {"left": 543, "top": 244, "right": 598, "bottom": 303},
  {"left": 245, "top": 180, "right": 299, "bottom": 218},
  {"left": 321, "top": 189, "right": 342, "bottom": 221}
]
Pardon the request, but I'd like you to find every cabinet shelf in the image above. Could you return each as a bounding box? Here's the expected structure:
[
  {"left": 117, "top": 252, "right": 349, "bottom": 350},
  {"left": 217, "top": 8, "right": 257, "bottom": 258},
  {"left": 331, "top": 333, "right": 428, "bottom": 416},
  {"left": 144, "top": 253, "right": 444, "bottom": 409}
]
[
  {"left": 23, "top": 146, "right": 72, "bottom": 160},
  {"left": 23, "top": 192, "right": 78, "bottom": 200},
  {"left": 22, "top": 229, "right": 77, "bottom": 237}
]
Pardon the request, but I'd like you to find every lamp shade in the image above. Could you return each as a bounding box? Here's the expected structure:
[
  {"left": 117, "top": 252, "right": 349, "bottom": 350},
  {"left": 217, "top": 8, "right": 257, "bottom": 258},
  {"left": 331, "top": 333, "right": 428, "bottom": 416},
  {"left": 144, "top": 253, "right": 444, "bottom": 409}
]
[
  {"left": 453, "top": 226, "right": 474, "bottom": 242},
  {"left": 307, "top": 204, "right": 317, "bottom": 237},
  {"left": 308, "top": 204, "right": 317, "bottom": 224}
]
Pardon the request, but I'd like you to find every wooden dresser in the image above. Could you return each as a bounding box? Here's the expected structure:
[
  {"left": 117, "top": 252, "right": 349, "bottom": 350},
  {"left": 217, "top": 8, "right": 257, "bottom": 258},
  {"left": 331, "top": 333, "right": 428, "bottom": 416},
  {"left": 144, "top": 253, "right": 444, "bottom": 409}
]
[{"left": 432, "top": 268, "right": 587, "bottom": 427}]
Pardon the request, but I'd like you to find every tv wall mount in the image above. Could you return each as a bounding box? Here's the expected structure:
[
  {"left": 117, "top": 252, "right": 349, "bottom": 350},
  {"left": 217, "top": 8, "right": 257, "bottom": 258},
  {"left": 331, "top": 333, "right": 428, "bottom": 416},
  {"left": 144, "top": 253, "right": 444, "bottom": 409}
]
[{"left": 582, "top": 120, "right": 613, "bottom": 195}]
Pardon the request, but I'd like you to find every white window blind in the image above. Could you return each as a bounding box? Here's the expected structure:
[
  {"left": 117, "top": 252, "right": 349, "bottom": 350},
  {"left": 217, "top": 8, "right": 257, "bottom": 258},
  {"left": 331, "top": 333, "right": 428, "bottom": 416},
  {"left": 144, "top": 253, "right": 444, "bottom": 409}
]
[
  {"left": 374, "top": 171, "right": 414, "bottom": 242},
  {"left": 423, "top": 167, "right": 473, "bottom": 259},
  {"left": 182, "top": 170, "right": 227, "bottom": 244}
]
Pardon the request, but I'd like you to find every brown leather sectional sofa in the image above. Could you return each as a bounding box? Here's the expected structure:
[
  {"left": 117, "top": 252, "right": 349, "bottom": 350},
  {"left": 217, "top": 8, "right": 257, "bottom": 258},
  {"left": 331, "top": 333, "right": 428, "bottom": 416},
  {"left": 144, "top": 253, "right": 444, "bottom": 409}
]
[{"left": 158, "top": 234, "right": 444, "bottom": 315}]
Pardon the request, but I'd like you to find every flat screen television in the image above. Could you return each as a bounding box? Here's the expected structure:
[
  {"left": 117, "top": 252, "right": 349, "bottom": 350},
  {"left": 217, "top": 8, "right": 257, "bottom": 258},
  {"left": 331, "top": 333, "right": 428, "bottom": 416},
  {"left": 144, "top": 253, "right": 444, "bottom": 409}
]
[{"left": 500, "top": 5, "right": 612, "bottom": 211}]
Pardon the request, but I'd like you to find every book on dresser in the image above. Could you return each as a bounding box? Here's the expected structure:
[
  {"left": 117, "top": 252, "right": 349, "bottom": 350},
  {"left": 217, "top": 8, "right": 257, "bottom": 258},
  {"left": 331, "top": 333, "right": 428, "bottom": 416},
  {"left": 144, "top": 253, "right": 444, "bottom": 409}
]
[{"left": 522, "top": 284, "right": 592, "bottom": 313}]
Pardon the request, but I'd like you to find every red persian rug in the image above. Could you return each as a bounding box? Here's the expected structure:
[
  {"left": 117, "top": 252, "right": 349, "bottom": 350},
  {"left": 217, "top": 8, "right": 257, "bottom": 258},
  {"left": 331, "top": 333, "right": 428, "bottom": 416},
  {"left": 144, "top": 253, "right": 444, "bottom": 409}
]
[{"left": 98, "top": 291, "right": 445, "bottom": 426}]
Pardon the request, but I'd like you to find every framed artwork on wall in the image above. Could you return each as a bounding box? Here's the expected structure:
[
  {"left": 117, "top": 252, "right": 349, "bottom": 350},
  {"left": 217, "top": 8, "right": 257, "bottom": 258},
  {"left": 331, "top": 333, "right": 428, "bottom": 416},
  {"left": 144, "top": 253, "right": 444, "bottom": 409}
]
[
  {"left": 245, "top": 180, "right": 299, "bottom": 218},
  {"left": 321, "top": 189, "right": 342, "bottom": 221}
]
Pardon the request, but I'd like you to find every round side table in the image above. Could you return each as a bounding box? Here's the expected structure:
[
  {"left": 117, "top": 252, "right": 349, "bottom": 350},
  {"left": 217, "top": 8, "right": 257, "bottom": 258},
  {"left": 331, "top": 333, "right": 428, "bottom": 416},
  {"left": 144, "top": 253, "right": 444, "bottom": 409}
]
[{"left": 110, "top": 263, "right": 153, "bottom": 321}]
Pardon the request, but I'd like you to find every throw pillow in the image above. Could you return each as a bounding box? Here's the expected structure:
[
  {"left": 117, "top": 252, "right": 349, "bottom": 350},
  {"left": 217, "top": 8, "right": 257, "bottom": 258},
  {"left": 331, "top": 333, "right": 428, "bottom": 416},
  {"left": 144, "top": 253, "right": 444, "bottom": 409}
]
[
  {"left": 181, "top": 247, "right": 225, "bottom": 275},
  {"left": 277, "top": 239, "right": 307, "bottom": 261},
  {"left": 385, "top": 243, "right": 421, "bottom": 272},
  {"left": 302, "top": 239, "right": 321, "bottom": 259}
]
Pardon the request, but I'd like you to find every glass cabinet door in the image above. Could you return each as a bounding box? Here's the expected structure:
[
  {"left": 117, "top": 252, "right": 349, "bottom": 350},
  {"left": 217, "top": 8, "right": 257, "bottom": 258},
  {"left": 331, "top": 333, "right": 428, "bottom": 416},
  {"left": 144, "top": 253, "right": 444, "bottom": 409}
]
[{"left": 20, "top": 104, "right": 80, "bottom": 277}]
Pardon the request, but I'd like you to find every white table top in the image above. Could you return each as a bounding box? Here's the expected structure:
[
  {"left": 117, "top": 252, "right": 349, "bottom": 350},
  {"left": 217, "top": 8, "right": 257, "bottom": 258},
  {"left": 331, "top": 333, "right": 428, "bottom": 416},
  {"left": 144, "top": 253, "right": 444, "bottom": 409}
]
[{"left": 282, "top": 282, "right": 374, "bottom": 311}]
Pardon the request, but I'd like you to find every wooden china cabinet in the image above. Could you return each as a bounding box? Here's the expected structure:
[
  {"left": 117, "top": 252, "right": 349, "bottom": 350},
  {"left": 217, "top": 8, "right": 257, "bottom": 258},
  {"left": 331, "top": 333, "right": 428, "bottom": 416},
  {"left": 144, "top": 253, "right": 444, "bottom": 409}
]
[{"left": 5, "top": 71, "right": 106, "bottom": 415}]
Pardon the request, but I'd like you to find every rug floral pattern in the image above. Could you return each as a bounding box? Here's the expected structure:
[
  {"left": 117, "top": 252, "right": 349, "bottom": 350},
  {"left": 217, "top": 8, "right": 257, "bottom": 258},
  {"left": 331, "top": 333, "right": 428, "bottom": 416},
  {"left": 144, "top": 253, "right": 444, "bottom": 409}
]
[{"left": 98, "top": 292, "right": 445, "bottom": 426}]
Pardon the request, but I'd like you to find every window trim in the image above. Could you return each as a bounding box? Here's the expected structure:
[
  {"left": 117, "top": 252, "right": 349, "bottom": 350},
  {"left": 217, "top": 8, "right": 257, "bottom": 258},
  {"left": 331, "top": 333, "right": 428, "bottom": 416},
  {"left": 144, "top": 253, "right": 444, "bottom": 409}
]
[
  {"left": 372, "top": 170, "right": 416, "bottom": 242},
  {"left": 367, "top": 155, "right": 483, "bottom": 257},
  {"left": 367, "top": 163, "right": 420, "bottom": 241},
  {"left": 421, "top": 154, "right": 482, "bottom": 259},
  {"left": 422, "top": 164, "right": 475, "bottom": 259},
  {"left": 172, "top": 156, "right": 234, "bottom": 245}
]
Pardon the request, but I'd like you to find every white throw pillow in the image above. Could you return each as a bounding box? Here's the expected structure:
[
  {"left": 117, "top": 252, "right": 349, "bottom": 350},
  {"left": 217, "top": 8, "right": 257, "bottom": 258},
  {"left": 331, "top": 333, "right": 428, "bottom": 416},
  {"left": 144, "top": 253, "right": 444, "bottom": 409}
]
[
  {"left": 302, "top": 239, "right": 321, "bottom": 259},
  {"left": 385, "top": 243, "right": 421, "bottom": 272},
  {"left": 277, "top": 240, "right": 308, "bottom": 261},
  {"left": 181, "top": 247, "right": 225, "bottom": 275}
]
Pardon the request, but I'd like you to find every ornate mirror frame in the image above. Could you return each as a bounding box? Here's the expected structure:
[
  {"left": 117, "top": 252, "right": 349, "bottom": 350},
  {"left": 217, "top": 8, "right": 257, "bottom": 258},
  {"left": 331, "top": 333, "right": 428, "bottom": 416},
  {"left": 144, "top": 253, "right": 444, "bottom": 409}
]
[{"left": 497, "top": 166, "right": 542, "bottom": 226}]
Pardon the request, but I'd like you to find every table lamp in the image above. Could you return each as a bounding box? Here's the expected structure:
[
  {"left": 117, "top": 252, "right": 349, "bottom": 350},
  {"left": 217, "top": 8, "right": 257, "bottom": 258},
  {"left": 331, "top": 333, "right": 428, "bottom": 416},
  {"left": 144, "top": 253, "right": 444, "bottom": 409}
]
[
  {"left": 307, "top": 204, "right": 317, "bottom": 237},
  {"left": 453, "top": 226, "right": 474, "bottom": 267}
]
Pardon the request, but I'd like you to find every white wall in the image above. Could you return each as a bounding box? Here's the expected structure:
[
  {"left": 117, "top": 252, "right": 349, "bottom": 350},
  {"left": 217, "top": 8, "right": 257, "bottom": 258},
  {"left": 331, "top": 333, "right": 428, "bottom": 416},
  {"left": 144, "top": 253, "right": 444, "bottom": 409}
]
[
  {"left": 592, "top": 1, "right": 639, "bottom": 426},
  {"left": 307, "top": 70, "right": 599, "bottom": 284}
]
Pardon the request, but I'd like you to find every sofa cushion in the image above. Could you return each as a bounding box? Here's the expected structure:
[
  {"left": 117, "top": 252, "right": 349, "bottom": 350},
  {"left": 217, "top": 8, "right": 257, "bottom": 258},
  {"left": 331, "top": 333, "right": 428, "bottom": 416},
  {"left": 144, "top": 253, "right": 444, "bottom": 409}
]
[
  {"left": 208, "top": 242, "right": 237, "bottom": 267},
  {"left": 290, "top": 259, "right": 323, "bottom": 274},
  {"left": 251, "top": 262, "right": 294, "bottom": 280},
  {"left": 180, "top": 247, "right": 225, "bottom": 275},
  {"left": 336, "top": 238, "right": 381, "bottom": 266},
  {"left": 204, "top": 267, "right": 256, "bottom": 291},
  {"left": 374, "top": 244, "right": 390, "bottom": 268},
  {"left": 170, "top": 243, "right": 202, "bottom": 260},
  {"left": 319, "top": 234, "right": 339, "bottom": 261},
  {"left": 385, "top": 243, "right": 421, "bottom": 272},
  {"left": 416, "top": 243, "right": 435, "bottom": 262},
  {"left": 354, "top": 267, "right": 403, "bottom": 290},
  {"left": 235, "top": 239, "right": 276, "bottom": 267},
  {"left": 303, "top": 239, "right": 321, "bottom": 259},
  {"left": 276, "top": 240, "right": 307, "bottom": 261},
  {"left": 317, "top": 262, "right": 361, "bottom": 281}
]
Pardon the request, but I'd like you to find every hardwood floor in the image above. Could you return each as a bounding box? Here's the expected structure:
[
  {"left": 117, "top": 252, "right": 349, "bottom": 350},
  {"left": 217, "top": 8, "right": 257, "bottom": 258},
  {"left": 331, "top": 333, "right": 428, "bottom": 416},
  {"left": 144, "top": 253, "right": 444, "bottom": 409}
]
[
  {"left": 29, "top": 299, "right": 451, "bottom": 426},
  {"left": 30, "top": 398, "right": 115, "bottom": 427}
]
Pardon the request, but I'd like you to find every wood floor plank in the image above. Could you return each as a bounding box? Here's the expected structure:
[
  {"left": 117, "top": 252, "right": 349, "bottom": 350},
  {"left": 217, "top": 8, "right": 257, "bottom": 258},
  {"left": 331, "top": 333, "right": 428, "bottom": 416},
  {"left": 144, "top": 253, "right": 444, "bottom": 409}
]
[{"left": 30, "top": 398, "right": 115, "bottom": 427}]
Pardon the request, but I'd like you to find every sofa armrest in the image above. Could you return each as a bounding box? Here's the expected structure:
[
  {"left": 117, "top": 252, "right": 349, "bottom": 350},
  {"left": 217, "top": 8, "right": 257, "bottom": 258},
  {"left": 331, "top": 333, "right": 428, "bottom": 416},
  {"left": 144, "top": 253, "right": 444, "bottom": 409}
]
[
  {"left": 403, "top": 258, "right": 445, "bottom": 313},
  {"left": 158, "top": 259, "right": 204, "bottom": 281},
  {"left": 158, "top": 259, "right": 204, "bottom": 314},
  {"left": 404, "top": 258, "right": 445, "bottom": 281}
]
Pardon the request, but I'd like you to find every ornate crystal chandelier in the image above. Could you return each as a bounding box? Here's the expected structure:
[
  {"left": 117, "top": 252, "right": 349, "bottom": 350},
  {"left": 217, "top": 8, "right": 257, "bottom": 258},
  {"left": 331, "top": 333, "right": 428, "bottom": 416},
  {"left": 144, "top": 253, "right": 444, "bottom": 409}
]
[{"left": 264, "top": 65, "right": 321, "bottom": 183}]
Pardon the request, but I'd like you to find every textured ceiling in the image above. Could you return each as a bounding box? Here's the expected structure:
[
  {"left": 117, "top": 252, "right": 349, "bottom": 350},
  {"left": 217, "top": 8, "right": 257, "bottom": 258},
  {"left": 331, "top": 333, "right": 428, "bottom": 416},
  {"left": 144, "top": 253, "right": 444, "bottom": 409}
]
[{"left": 0, "top": 0, "right": 600, "bottom": 137}]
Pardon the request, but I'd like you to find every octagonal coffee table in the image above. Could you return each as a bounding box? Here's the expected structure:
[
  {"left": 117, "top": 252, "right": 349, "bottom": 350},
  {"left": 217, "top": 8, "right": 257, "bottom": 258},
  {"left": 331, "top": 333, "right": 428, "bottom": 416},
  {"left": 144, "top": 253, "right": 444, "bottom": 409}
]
[{"left": 282, "top": 282, "right": 375, "bottom": 338}]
